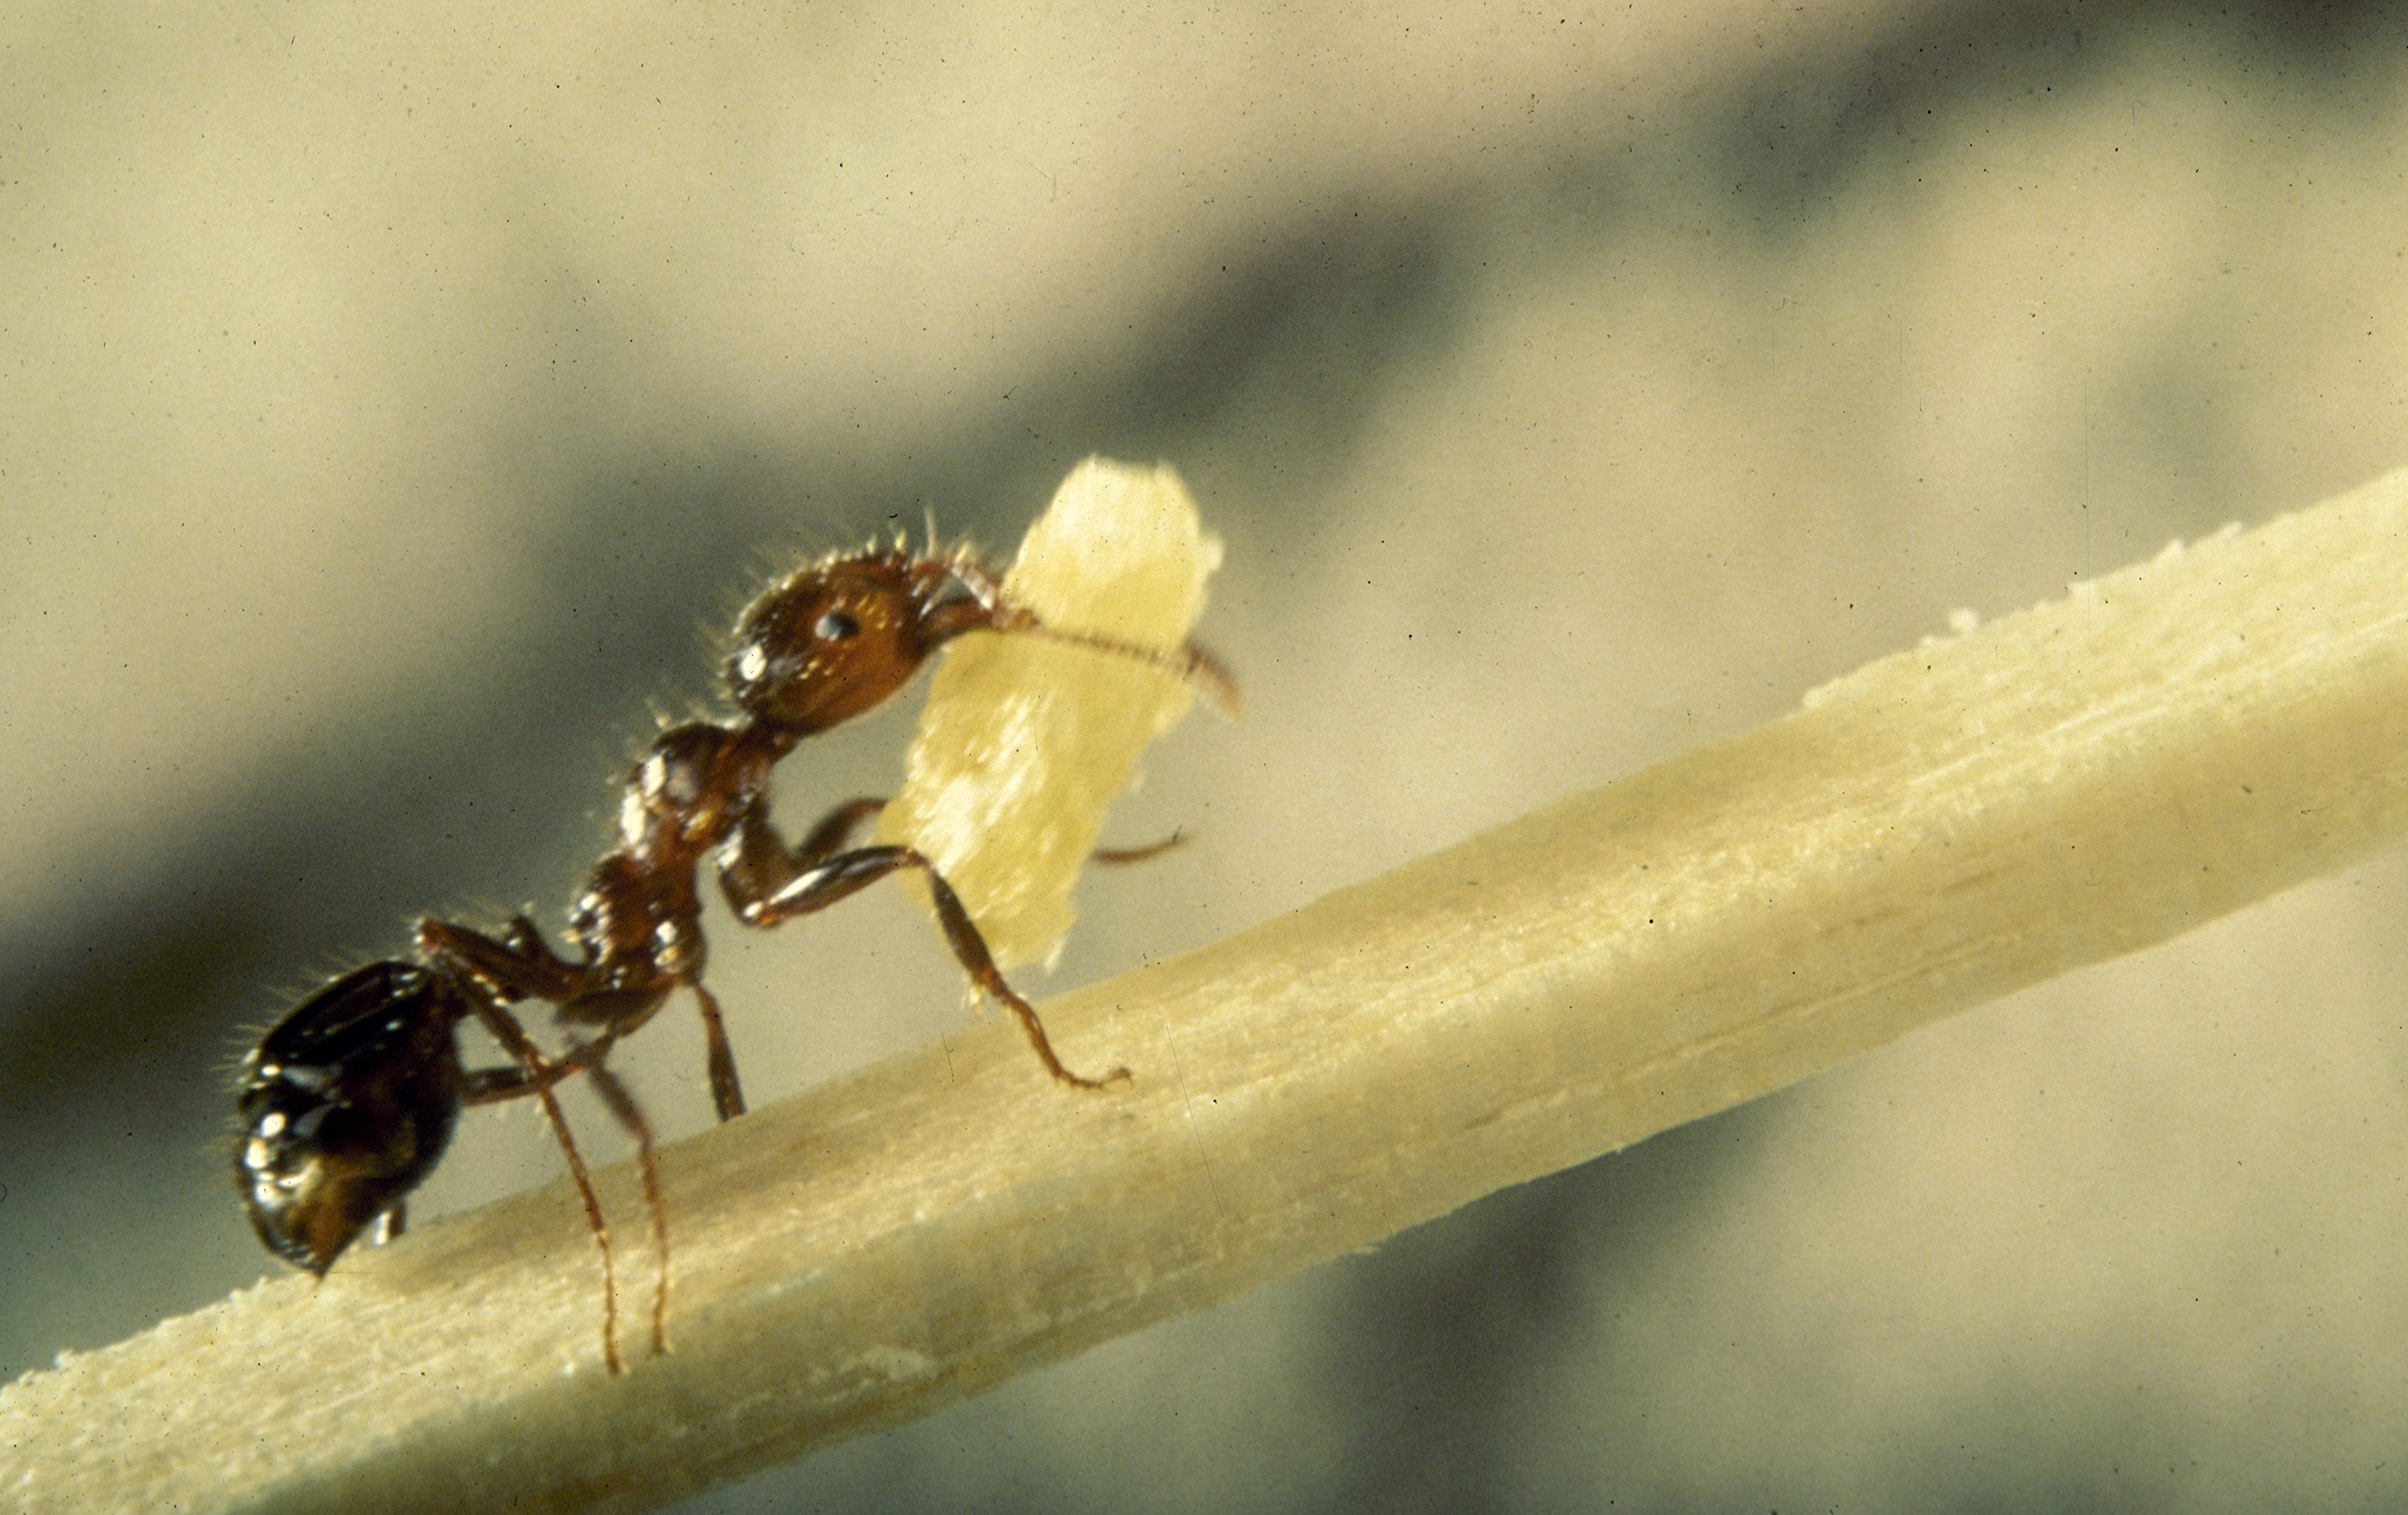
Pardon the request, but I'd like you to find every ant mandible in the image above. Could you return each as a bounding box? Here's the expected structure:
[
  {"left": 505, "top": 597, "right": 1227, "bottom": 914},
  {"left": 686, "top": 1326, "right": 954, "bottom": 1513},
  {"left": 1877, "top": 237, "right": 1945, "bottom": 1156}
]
[{"left": 233, "top": 541, "right": 1232, "bottom": 1370}]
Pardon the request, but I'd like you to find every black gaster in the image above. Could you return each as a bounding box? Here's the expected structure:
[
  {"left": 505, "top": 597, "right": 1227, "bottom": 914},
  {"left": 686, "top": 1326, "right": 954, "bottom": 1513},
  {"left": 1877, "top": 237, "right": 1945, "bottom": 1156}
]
[{"left": 234, "top": 961, "right": 468, "bottom": 1274}]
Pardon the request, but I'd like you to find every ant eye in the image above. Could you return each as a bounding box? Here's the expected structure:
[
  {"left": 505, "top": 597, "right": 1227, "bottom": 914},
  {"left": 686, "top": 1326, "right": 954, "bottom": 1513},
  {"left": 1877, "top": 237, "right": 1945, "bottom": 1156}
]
[{"left": 815, "top": 610, "right": 860, "bottom": 642}]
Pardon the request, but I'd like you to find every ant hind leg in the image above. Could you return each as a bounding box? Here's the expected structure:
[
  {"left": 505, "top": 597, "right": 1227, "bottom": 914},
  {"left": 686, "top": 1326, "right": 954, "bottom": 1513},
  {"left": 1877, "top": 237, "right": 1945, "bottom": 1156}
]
[
  {"left": 419, "top": 917, "right": 585, "bottom": 1003},
  {"left": 457, "top": 1004, "right": 628, "bottom": 1374},
  {"left": 583, "top": 1060, "right": 673, "bottom": 1357}
]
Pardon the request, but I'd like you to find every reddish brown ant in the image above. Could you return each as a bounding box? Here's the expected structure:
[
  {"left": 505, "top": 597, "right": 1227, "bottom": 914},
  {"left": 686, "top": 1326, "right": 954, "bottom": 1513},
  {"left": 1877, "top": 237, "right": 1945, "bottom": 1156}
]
[{"left": 234, "top": 542, "right": 1232, "bottom": 1370}]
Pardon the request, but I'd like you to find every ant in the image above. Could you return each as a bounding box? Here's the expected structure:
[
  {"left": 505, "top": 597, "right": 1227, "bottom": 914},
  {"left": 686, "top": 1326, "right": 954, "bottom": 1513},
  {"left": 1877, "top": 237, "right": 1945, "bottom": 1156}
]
[{"left": 233, "top": 541, "right": 1233, "bottom": 1370}]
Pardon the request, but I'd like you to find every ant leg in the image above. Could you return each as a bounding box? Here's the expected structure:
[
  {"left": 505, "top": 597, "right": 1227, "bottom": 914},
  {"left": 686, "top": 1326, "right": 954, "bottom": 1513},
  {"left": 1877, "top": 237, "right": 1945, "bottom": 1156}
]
[
  {"left": 1092, "top": 829, "right": 1187, "bottom": 864},
  {"left": 457, "top": 1031, "right": 617, "bottom": 1098},
  {"left": 733, "top": 841, "right": 1131, "bottom": 1090},
  {"left": 457, "top": 1007, "right": 626, "bottom": 1374},
  {"left": 792, "top": 796, "right": 889, "bottom": 869},
  {"left": 690, "top": 979, "right": 746, "bottom": 1121},
  {"left": 429, "top": 913, "right": 679, "bottom": 1052},
  {"left": 419, "top": 917, "right": 585, "bottom": 1003},
  {"left": 502, "top": 914, "right": 576, "bottom": 972},
  {"left": 583, "top": 1061, "right": 672, "bottom": 1357},
  {"left": 427, "top": 913, "right": 724, "bottom": 1133},
  {"left": 822, "top": 786, "right": 1183, "bottom": 870},
  {"left": 718, "top": 808, "right": 1135, "bottom": 1087},
  {"left": 715, "top": 799, "right": 887, "bottom": 914},
  {"left": 794, "top": 795, "right": 1187, "bottom": 868}
]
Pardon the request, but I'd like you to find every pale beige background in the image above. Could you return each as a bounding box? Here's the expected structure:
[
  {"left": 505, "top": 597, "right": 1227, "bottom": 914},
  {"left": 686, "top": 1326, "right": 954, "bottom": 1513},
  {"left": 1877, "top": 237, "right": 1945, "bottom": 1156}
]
[{"left": 7, "top": 2, "right": 2408, "bottom": 1509}]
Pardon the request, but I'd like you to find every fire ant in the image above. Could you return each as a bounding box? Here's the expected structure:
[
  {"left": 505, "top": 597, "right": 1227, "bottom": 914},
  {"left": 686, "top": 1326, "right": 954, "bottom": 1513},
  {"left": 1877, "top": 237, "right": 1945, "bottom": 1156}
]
[{"left": 233, "top": 542, "right": 1233, "bottom": 1370}]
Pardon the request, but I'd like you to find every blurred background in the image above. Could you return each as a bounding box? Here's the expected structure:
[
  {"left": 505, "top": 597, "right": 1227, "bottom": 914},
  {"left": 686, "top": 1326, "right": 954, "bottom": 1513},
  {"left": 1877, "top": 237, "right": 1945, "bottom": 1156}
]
[{"left": 9, "top": 1, "right": 2408, "bottom": 1508}]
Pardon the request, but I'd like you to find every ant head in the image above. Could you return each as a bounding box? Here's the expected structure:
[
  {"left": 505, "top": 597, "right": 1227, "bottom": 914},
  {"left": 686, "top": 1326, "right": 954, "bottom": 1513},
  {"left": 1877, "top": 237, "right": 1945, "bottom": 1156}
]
[
  {"left": 235, "top": 961, "right": 467, "bottom": 1275},
  {"left": 724, "top": 550, "right": 1025, "bottom": 737}
]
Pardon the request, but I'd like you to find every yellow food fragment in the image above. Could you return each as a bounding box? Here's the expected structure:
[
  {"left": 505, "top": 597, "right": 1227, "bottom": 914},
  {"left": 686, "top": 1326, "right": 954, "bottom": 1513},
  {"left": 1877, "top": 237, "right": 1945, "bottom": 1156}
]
[{"left": 876, "top": 457, "right": 1223, "bottom": 970}]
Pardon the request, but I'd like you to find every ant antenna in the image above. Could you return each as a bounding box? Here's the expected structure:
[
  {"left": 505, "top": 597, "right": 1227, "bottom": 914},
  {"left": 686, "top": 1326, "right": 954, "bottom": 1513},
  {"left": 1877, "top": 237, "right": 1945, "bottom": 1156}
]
[
  {"left": 1017, "top": 621, "right": 1243, "bottom": 720},
  {"left": 935, "top": 555, "right": 1240, "bottom": 717}
]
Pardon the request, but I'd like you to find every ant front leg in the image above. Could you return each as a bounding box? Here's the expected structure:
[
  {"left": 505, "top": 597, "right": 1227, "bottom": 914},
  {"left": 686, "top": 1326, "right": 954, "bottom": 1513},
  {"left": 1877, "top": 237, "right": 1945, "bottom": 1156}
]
[
  {"left": 781, "top": 793, "right": 1187, "bottom": 872},
  {"left": 688, "top": 794, "right": 874, "bottom": 1120},
  {"left": 792, "top": 795, "right": 890, "bottom": 868},
  {"left": 717, "top": 810, "right": 1131, "bottom": 1090}
]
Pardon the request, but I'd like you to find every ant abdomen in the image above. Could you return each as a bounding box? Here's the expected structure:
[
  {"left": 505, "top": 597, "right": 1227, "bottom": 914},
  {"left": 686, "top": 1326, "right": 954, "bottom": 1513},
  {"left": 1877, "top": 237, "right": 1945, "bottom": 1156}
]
[{"left": 235, "top": 961, "right": 469, "bottom": 1276}]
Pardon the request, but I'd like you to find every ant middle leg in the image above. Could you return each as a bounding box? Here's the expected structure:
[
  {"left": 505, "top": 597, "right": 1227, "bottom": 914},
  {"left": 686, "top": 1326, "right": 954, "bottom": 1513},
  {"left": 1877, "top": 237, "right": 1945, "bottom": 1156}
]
[
  {"left": 422, "top": 908, "right": 747, "bottom": 1126},
  {"left": 689, "top": 979, "right": 746, "bottom": 1122}
]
